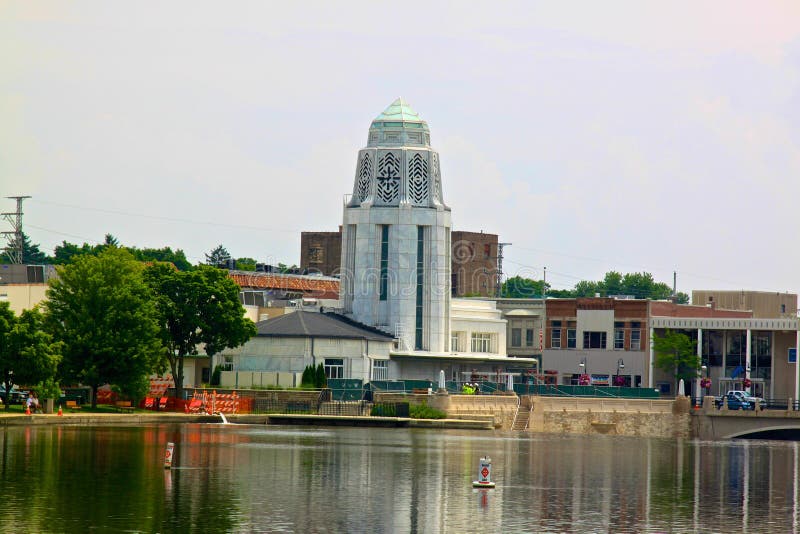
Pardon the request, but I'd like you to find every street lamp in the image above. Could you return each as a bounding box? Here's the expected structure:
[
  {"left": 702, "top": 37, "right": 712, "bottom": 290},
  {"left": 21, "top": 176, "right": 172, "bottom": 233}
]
[
  {"left": 696, "top": 364, "right": 708, "bottom": 408},
  {"left": 578, "top": 357, "right": 589, "bottom": 385},
  {"left": 615, "top": 358, "right": 625, "bottom": 386}
]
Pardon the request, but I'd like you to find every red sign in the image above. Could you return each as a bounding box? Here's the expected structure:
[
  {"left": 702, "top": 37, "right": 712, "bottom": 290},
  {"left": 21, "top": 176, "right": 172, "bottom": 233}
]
[{"left": 481, "top": 467, "right": 489, "bottom": 478}]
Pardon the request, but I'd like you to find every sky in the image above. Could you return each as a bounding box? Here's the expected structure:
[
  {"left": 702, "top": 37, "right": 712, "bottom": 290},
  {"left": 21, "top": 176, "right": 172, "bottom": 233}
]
[{"left": 1, "top": 1, "right": 799, "bottom": 297}]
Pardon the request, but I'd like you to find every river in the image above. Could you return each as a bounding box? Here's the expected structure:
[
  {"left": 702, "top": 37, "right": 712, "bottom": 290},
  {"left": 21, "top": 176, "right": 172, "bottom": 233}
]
[{"left": 0, "top": 423, "right": 797, "bottom": 533}]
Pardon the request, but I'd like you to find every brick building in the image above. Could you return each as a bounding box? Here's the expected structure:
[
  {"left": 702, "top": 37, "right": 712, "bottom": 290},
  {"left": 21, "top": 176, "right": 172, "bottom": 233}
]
[
  {"left": 299, "top": 228, "right": 499, "bottom": 297},
  {"left": 450, "top": 231, "right": 498, "bottom": 297},
  {"left": 300, "top": 231, "right": 342, "bottom": 276}
]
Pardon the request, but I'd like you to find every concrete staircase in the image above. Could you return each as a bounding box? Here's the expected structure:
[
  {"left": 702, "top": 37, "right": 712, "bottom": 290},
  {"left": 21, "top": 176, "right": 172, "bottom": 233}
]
[{"left": 512, "top": 396, "right": 534, "bottom": 431}]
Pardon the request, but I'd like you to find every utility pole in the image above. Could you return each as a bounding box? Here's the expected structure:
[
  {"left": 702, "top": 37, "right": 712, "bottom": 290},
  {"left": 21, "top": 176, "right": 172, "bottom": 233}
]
[
  {"left": 1, "top": 196, "right": 31, "bottom": 264},
  {"left": 543, "top": 266, "right": 547, "bottom": 300},
  {"left": 496, "top": 242, "right": 511, "bottom": 298}
]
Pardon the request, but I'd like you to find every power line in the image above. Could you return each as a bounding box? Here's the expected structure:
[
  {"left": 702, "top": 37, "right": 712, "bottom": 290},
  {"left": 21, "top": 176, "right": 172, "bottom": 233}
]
[{"left": 30, "top": 198, "right": 302, "bottom": 235}]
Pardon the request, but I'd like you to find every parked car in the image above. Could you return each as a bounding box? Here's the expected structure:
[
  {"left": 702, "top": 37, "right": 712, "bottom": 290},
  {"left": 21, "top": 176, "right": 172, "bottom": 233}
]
[
  {"left": 0, "top": 386, "right": 29, "bottom": 405},
  {"left": 734, "top": 390, "right": 768, "bottom": 409},
  {"left": 716, "top": 390, "right": 763, "bottom": 410}
]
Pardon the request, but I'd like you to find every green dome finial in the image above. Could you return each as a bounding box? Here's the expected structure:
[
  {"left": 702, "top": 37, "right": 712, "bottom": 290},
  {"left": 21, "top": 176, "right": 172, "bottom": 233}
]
[{"left": 374, "top": 97, "right": 424, "bottom": 122}]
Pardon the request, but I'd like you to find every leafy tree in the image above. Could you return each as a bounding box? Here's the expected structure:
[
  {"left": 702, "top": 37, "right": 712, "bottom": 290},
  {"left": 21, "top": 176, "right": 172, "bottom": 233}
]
[
  {"left": 602, "top": 271, "right": 624, "bottom": 296},
  {"left": 144, "top": 264, "right": 256, "bottom": 399},
  {"left": 52, "top": 240, "right": 99, "bottom": 264},
  {"left": 130, "top": 247, "right": 193, "bottom": 271},
  {"left": 103, "top": 233, "right": 120, "bottom": 247},
  {"left": 501, "top": 271, "right": 691, "bottom": 303},
  {"left": 43, "top": 247, "right": 164, "bottom": 408},
  {"left": 235, "top": 258, "right": 257, "bottom": 271},
  {"left": 277, "top": 263, "right": 300, "bottom": 274},
  {"left": 0, "top": 232, "right": 51, "bottom": 264},
  {"left": 502, "top": 276, "right": 547, "bottom": 298},
  {"left": 0, "top": 303, "right": 62, "bottom": 410},
  {"left": 573, "top": 280, "right": 600, "bottom": 297},
  {"left": 205, "top": 245, "right": 231, "bottom": 266},
  {"left": 653, "top": 329, "right": 699, "bottom": 392}
]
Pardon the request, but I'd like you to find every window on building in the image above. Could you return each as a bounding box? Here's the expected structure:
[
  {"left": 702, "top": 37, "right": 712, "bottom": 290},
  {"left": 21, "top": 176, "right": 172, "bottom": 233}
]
[
  {"left": 703, "top": 330, "right": 724, "bottom": 367},
  {"left": 614, "top": 322, "right": 625, "bottom": 349},
  {"left": 484, "top": 243, "right": 491, "bottom": 259},
  {"left": 583, "top": 331, "right": 607, "bottom": 349},
  {"left": 325, "top": 358, "right": 344, "bottom": 379},
  {"left": 567, "top": 328, "right": 576, "bottom": 349},
  {"left": 511, "top": 328, "right": 522, "bottom": 347},
  {"left": 526, "top": 329, "right": 534, "bottom": 347},
  {"left": 551, "top": 329, "right": 561, "bottom": 349},
  {"left": 379, "top": 226, "right": 389, "bottom": 301},
  {"left": 308, "top": 246, "right": 324, "bottom": 264},
  {"left": 414, "top": 226, "right": 425, "bottom": 350},
  {"left": 782, "top": 304, "right": 786, "bottom": 314},
  {"left": 372, "top": 360, "right": 388, "bottom": 380},
  {"left": 630, "top": 322, "right": 641, "bottom": 350},
  {"left": 471, "top": 333, "right": 492, "bottom": 353},
  {"left": 451, "top": 332, "right": 462, "bottom": 351},
  {"left": 551, "top": 320, "right": 561, "bottom": 349}
]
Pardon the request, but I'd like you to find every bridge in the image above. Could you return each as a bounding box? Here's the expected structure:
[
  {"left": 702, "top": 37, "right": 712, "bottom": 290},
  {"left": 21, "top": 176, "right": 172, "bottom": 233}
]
[{"left": 693, "top": 396, "right": 800, "bottom": 440}]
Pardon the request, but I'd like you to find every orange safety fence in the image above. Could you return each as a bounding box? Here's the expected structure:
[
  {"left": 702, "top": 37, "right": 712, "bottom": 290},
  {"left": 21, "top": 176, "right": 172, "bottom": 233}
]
[{"left": 187, "top": 390, "right": 247, "bottom": 414}]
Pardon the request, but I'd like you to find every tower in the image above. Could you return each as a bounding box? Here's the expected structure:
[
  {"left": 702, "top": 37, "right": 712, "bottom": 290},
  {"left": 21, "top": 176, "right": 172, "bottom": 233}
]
[{"left": 341, "top": 99, "right": 451, "bottom": 352}]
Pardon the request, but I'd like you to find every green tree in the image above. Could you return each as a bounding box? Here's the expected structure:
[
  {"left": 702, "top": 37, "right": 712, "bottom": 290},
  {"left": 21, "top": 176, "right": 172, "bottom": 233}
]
[
  {"left": 235, "top": 258, "right": 257, "bottom": 271},
  {"left": 315, "top": 362, "right": 327, "bottom": 388},
  {"left": 144, "top": 264, "right": 256, "bottom": 399},
  {"left": 43, "top": 247, "right": 164, "bottom": 408},
  {"left": 501, "top": 276, "right": 547, "bottom": 298},
  {"left": 52, "top": 240, "right": 99, "bottom": 264},
  {"left": 602, "top": 271, "right": 624, "bottom": 296},
  {"left": 205, "top": 245, "right": 231, "bottom": 266},
  {"left": 129, "top": 246, "right": 193, "bottom": 271},
  {"left": 573, "top": 280, "right": 600, "bottom": 297},
  {"left": 0, "top": 232, "right": 51, "bottom": 264},
  {"left": 0, "top": 303, "right": 61, "bottom": 410},
  {"left": 277, "top": 262, "right": 299, "bottom": 274},
  {"left": 653, "top": 329, "right": 699, "bottom": 392}
]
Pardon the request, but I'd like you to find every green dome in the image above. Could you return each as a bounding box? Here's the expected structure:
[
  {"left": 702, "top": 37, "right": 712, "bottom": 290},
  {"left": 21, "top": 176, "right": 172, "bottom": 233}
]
[
  {"left": 373, "top": 97, "right": 425, "bottom": 123},
  {"left": 368, "top": 98, "right": 430, "bottom": 146}
]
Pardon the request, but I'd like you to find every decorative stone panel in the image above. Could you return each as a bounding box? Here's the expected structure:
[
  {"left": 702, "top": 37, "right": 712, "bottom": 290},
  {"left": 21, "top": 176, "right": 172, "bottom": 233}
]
[
  {"left": 356, "top": 151, "right": 373, "bottom": 203},
  {"left": 407, "top": 152, "right": 429, "bottom": 205},
  {"left": 375, "top": 151, "right": 401, "bottom": 205}
]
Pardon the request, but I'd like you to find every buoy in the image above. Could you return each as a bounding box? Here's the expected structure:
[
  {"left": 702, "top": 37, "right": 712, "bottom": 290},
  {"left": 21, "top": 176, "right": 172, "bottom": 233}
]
[
  {"left": 57, "top": 405, "right": 63, "bottom": 416},
  {"left": 472, "top": 456, "right": 496, "bottom": 488},
  {"left": 164, "top": 442, "right": 175, "bottom": 469}
]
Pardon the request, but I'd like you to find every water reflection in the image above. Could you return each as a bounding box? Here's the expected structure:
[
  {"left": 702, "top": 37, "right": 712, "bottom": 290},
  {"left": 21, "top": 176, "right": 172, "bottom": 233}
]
[{"left": 0, "top": 424, "right": 798, "bottom": 533}]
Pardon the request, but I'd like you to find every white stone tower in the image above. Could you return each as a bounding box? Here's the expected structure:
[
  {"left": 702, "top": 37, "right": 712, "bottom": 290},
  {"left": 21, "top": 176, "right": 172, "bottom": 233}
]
[{"left": 341, "top": 98, "right": 451, "bottom": 352}]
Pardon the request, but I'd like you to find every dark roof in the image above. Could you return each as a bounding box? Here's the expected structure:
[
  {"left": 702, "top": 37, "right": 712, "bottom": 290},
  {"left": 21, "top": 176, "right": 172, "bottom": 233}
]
[{"left": 255, "top": 311, "right": 395, "bottom": 342}]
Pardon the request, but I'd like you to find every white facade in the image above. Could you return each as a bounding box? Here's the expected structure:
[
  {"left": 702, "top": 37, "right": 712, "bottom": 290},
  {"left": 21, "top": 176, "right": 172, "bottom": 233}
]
[
  {"left": 341, "top": 99, "right": 451, "bottom": 353},
  {"left": 226, "top": 335, "right": 393, "bottom": 384},
  {"left": 449, "top": 298, "right": 507, "bottom": 355}
]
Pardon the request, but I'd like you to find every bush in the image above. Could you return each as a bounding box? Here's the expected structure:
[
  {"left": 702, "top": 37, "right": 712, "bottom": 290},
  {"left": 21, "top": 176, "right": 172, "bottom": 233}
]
[
  {"left": 370, "top": 403, "right": 396, "bottom": 417},
  {"left": 410, "top": 403, "right": 446, "bottom": 419},
  {"left": 315, "top": 363, "right": 327, "bottom": 388},
  {"left": 210, "top": 365, "right": 223, "bottom": 386}
]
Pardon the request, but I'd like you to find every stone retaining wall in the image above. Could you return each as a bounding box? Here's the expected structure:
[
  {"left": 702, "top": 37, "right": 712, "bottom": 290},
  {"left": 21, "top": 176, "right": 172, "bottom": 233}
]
[{"left": 527, "top": 395, "right": 691, "bottom": 438}]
